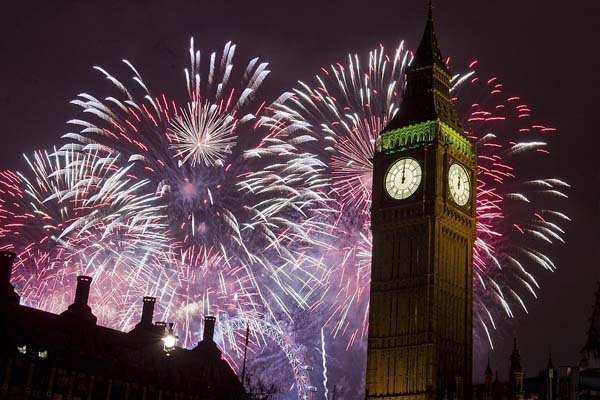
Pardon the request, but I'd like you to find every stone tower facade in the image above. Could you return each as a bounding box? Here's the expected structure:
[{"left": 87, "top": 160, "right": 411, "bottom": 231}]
[{"left": 365, "top": 5, "right": 476, "bottom": 400}]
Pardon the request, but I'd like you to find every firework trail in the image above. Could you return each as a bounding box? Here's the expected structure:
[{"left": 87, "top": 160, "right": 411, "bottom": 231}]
[
  {"left": 59, "top": 38, "right": 329, "bottom": 399},
  {"left": 0, "top": 148, "right": 169, "bottom": 324},
  {"left": 321, "top": 327, "right": 328, "bottom": 400},
  {"left": 453, "top": 63, "right": 571, "bottom": 347},
  {"left": 264, "top": 43, "right": 569, "bottom": 396},
  {"left": 265, "top": 44, "right": 409, "bottom": 345}
]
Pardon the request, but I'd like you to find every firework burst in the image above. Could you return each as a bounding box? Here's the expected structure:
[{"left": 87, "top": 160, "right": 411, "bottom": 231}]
[
  {"left": 59, "top": 38, "right": 330, "bottom": 399},
  {"left": 264, "top": 44, "right": 410, "bottom": 344},
  {"left": 453, "top": 65, "right": 571, "bottom": 346},
  {"left": 0, "top": 148, "right": 169, "bottom": 325},
  {"left": 263, "top": 43, "right": 570, "bottom": 396},
  {"left": 2, "top": 31, "right": 570, "bottom": 400}
]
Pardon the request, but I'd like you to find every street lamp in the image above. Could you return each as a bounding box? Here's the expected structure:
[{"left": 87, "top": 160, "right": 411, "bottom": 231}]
[{"left": 162, "top": 322, "right": 178, "bottom": 355}]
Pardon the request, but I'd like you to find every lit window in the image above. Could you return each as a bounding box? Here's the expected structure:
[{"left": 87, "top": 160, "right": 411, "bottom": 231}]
[
  {"left": 38, "top": 350, "right": 48, "bottom": 358},
  {"left": 17, "top": 345, "right": 26, "bottom": 354}
]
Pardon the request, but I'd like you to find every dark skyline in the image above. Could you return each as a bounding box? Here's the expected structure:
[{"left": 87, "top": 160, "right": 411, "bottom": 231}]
[{"left": 1, "top": 0, "right": 599, "bottom": 384}]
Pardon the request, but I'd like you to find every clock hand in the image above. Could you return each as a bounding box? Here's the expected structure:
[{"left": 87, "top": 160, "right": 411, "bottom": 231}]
[{"left": 401, "top": 161, "right": 406, "bottom": 184}]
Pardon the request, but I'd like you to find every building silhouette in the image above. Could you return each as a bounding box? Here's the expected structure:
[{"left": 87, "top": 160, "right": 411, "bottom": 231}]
[
  {"left": 474, "top": 340, "right": 555, "bottom": 400},
  {"left": 509, "top": 340, "right": 525, "bottom": 400},
  {"left": 0, "top": 250, "right": 247, "bottom": 400},
  {"left": 365, "top": 3, "right": 477, "bottom": 399},
  {"left": 474, "top": 282, "right": 600, "bottom": 400}
]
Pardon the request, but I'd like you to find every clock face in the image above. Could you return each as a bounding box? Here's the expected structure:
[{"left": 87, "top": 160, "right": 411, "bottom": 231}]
[
  {"left": 384, "top": 158, "right": 422, "bottom": 200},
  {"left": 448, "top": 163, "right": 470, "bottom": 206}
]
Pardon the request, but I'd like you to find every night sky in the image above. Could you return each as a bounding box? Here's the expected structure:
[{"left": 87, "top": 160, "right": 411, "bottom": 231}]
[{"left": 2, "top": 0, "right": 599, "bottom": 386}]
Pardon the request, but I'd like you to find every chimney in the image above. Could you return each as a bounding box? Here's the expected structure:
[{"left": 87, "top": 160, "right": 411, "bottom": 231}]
[
  {"left": 203, "top": 316, "right": 216, "bottom": 342},
  {"left": 74, "top": 276, "right": 92, "bottom": 306},
  {"left": 61, "top": 275, "right": 97, "bottom": 324},
  {"left": 0, "top": 251, "right": 15, "bottom": 285},
  {"left": 194, "top": 315, "right": 221, "bottom": 358},
  {"left": 131, "top": 297, "right": 161, "bottom": 336},
  {"left": 0, "top": 251, "right": 19, "bottom": 305},
  {"left": 141, "top": 296, "right": 156, "bottom": 325}
]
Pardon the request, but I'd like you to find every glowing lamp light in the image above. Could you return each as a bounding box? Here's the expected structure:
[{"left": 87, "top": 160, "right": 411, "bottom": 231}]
[
  {"left": 162, "top": 322, "right": 178, "bottom": 355},
  {"left": 163, "top": 334, "right": 176, "bottom": 349}
]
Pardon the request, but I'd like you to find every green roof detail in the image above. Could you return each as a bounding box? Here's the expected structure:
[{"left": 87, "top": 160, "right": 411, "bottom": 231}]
[{"left": 378, "top": 119, "right": 475, "bottom": 159}]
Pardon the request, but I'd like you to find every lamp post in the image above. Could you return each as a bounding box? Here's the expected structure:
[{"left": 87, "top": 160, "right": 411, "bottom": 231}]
[{"left": 162, "top": 323, "right": 178, "bottom": 355}]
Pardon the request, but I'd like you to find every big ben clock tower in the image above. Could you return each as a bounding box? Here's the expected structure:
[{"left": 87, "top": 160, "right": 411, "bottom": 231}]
[{"left": 365, "top": 4, "right": 476, "bottom": 400}]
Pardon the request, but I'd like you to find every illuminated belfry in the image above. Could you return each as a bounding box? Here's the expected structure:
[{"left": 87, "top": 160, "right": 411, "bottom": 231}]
[{"left": 365, "top": 3, "right": 476, "bottom": 400}]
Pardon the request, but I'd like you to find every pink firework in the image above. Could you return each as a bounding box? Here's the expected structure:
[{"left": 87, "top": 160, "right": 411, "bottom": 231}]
[
  {"left": 0, "top": 148, "right": 169, "bottom": 325},
  {"left": 58, "top": 39, "right": 328, "bottom": 400},
  {"left": 265, "top": 44, "right": 570, "bottom": 350}
]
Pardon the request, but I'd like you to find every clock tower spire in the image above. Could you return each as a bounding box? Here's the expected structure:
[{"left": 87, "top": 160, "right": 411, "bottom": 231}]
[
  {"left": 385, "top": 1, "right": 461, "bottom": 133},
  {"left": 365, "top": 4, "right": 476, "bottom": 400}
]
